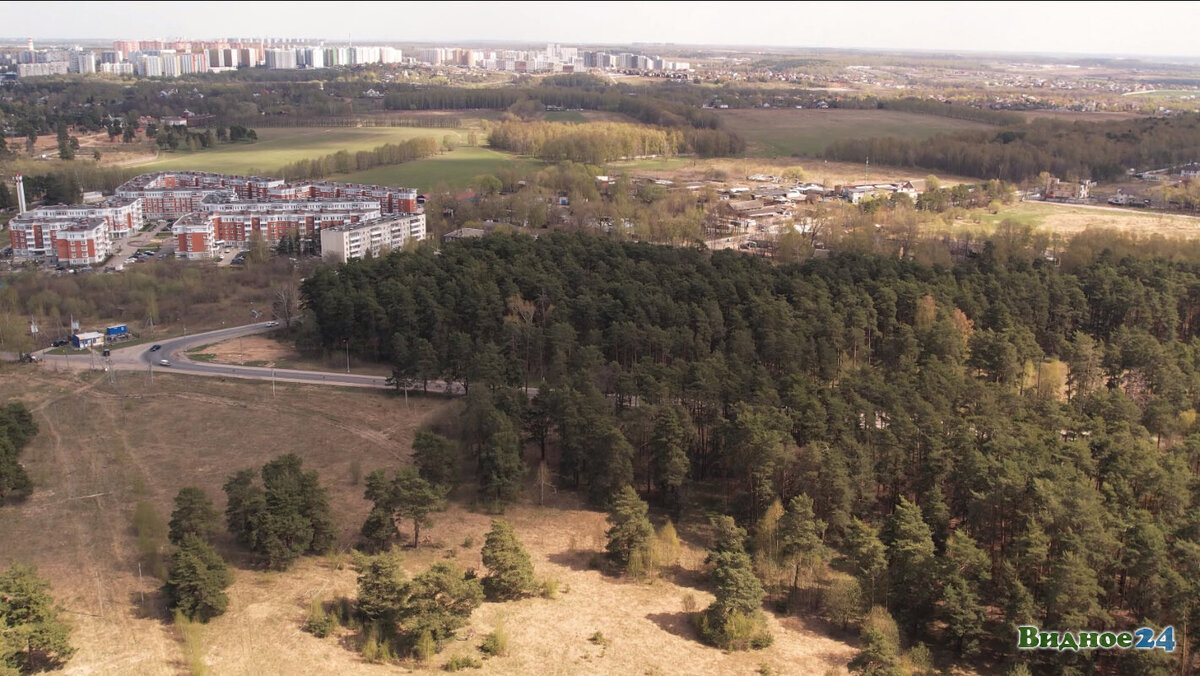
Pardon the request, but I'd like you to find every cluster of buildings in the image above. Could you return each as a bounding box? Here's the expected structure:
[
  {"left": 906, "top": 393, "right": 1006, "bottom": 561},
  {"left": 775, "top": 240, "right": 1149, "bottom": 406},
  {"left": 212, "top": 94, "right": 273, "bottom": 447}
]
[
  {"left": 7, "top": 171, "right": 425, "bottom": 266},
  {"left": 3, "top": 37, "right": 692, "bottom": 79},
  {"left": 410, "top": 44, "right": 689, "bottom": 73}
]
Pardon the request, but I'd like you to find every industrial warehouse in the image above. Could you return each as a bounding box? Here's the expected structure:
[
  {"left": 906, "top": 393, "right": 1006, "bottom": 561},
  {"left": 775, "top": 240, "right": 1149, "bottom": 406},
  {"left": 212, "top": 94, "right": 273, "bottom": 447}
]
[{"left": 7, "top": 171, "right": 426, "bottom": 265}]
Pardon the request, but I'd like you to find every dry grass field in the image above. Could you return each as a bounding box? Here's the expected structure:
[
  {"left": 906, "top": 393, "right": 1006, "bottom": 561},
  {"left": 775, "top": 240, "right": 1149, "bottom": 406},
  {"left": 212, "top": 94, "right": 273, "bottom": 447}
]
[
  {"left": 0, "top": 367, "right": 857, "bottom": 675},
  {"left": 957, "top": 200, "right": 1200, "bottom": 239}
]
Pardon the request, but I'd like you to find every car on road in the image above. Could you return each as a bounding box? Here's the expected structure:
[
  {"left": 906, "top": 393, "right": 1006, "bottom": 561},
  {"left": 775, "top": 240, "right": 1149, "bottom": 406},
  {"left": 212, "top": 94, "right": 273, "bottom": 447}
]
[
  {"left": 159, "top": 359, "right": 171, "bottom": 367},
  {"left": 267, "top": 321, "right": 279, "bottom": 327},
  {"left": 149, "top": 344, "right": 162, "bottom": 352}
]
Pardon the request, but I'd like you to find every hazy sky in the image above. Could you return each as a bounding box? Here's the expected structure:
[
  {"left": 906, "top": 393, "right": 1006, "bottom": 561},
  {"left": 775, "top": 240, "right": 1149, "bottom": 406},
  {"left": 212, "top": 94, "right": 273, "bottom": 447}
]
[{"left": 7, "top": 1, "right": 1200, "bottom": 59}]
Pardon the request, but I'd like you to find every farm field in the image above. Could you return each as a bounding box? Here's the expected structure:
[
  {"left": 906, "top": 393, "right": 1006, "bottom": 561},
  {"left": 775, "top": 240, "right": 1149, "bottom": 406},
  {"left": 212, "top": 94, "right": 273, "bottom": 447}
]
[
  {"left": 0, "top": 368, "right": 858, "bottom": 675},
  {"left": 337, "top": 145, "right": 539, "bottom": 192},
  {"left": 960, "top": 200, "right": 1200, "bottom": 238},
  {"left": 128, "top": 126, "right": 467, "bottom": 176},
  {"left": 717, "top": 108, "right": 992, "bottom": 157}
]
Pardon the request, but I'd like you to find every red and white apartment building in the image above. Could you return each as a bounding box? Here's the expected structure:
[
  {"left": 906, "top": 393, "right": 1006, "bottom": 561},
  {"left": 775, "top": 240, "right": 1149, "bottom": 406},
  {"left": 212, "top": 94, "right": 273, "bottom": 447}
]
[{"left": 9, "top": 171, "right": 424, "bottom": 265}]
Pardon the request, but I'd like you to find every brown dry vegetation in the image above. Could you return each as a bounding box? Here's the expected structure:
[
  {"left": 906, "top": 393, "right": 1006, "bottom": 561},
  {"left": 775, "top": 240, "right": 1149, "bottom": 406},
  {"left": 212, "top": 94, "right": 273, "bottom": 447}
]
[
  {"left": 0, "top": 367, "right": 856, "bottom": 675},
  {"left": 189, "top": 334, "right": 390, "bottom": 376}
]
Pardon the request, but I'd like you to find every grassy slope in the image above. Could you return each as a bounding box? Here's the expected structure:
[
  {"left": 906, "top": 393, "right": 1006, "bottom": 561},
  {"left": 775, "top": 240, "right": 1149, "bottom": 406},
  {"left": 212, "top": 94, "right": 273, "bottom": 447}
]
[
  {"left": 0, "top": 368, "right": 858, "bottom": 675},
  {"left": 718, "top": 108, "right": 992, "bottom": 157}
]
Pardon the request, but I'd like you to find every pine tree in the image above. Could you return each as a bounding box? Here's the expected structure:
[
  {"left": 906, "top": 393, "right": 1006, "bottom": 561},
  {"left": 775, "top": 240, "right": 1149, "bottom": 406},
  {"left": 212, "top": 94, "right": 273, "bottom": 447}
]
[
  {"left": 163, "top": 535, "right": 233, "bottom": 622},
  {"left": 398, "top": 562, "right": 483, "bottom": 650},
  {"left": 222, "top": 455, "right": 335, "bottom": 570},
  {"left": 843, "top": 518, "right": 888, "bottom": 607},
  {"left": 696, "top": 514, "right": 771, "bottom": 651},
  {"left": 168, "top": 487, "right": 220, "bottom": 546},
  {"left": 884, "top": 497, "right": 936, "bottom": 636},
  {"left": 477, "top": 411, "right": 525, "bottom": 504},
  {"left": 0, "top": 563, "right": 74, "bottom": 672},
  {"left": 650, "top": 405, "right": 692, "bottom": 515},
  {"left": 777, "top": 494, "right": 826, "bottom": 595},
  {"left": 480, "top": 519, "right": 535, "bottom": 600},
  {"left": 411, "top": 431, "right": 460, "bottom": 488},
  {"left": 361, "top": 468, "right": 448, "bottom": 549},
  {"left": 356, "top": 552, "right": 409, "bottom": 622},
  {"left": 848, "top": 606, "right": 903, "bottom": 676},
  {"left": 586, "top": 424, "right": 634, "bottom": 507},
  {"left": 605, "top": 485, "right": 654, "bottom": 571}
]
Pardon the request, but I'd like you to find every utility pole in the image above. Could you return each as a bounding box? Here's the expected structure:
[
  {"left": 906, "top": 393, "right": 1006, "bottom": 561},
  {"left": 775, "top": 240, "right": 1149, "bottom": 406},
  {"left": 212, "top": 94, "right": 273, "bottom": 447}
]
[{"left": 345, "top": 340, "right": 350, "bottom": 373}]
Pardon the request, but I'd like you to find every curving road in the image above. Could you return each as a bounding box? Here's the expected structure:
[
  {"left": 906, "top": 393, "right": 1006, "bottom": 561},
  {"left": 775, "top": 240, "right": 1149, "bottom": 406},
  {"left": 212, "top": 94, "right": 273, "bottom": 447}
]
[{"left": 38, "top": 322, "right": 465, "bottom": 395}]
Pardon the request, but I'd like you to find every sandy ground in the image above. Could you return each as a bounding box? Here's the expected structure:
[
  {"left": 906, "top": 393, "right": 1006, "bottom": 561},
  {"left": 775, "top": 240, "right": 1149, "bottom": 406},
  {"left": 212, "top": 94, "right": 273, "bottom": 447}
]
[
  {"left": 189, "top": 334, "right": 391, "bottom": 376},
  {"left": 0, "top": 367, "right": 857, "bottom": 675}
]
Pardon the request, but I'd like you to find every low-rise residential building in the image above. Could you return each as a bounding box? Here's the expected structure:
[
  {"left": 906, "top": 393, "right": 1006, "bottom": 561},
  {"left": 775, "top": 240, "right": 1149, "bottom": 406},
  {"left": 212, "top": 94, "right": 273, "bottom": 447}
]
[
  {"left": 9, "top": 215, "right": 110, "bottom": 265},
  {"left": 321, "top": 214, "right": 427, "bottom": 263}
]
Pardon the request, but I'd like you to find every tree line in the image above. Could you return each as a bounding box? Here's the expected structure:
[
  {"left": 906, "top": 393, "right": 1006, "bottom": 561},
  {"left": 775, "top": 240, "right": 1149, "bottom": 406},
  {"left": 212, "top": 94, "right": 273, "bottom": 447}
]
[
  {"left": 824, "top": 113, "right": 1200, "bottom": 183},
  {"left": 272, "top": 136, "right": 439, "bottom": 182},
  {"left": 300, "top": 231, "right": 1200, "bottom": 673}
]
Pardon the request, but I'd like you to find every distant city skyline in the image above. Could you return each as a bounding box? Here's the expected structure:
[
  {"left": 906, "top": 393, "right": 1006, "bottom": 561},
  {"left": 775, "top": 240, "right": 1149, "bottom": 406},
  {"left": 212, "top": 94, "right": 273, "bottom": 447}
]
[{"left": 5, "top": 1, "right": 1200, "bottom": 60}]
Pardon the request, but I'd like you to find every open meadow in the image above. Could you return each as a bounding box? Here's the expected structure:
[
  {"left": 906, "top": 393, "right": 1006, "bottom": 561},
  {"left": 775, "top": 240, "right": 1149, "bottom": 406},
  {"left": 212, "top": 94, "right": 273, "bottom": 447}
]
[
  {"left": 0, "top": 367, "right": 858, "bottom": 675},
  {"left": 717, "top": 108, "right": 992, "bottom": 157},
  {"left": 953, "top": 200, "right": 1200, "bottom": 239},
  {"left": 127, "top": 127, "right": 467, "bottom": 177},
  {"left": 336, "top": 145, "right": 540, "bottom": 193}
]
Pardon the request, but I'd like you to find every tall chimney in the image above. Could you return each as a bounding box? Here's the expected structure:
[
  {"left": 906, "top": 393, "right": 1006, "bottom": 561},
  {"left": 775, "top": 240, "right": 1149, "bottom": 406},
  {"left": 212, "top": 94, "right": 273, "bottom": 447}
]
[{"left": 14, "top": 174, "right": 27, "bottom": 214}]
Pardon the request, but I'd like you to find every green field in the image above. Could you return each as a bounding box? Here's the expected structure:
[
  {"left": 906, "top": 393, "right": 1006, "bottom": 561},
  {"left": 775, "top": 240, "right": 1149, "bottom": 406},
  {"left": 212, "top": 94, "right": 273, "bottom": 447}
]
[
  {"left": 130, "top": 126, "right": 466, "bottom": 176},
  {"left": 337, "top": 145, "right": 539, "bottom": 192},
  {"left": 718, "top": 108, "right": 992, "bottom": 157}
]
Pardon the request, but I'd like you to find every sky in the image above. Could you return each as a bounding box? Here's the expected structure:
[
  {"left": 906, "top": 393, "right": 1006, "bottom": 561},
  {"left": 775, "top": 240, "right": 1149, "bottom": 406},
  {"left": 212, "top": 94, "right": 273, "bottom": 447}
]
[{"left": 6, "top": 1, "right": 1200, "bottom": 59}]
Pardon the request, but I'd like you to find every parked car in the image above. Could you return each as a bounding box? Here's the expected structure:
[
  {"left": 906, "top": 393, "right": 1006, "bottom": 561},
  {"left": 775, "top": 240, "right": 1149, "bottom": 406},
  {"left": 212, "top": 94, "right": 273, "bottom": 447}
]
[
  {"left": 149, "top": 344, "right": 162, "bottom": 352},
  {"left": 51, "top": 339, "right": 69, "bottom": 347}
]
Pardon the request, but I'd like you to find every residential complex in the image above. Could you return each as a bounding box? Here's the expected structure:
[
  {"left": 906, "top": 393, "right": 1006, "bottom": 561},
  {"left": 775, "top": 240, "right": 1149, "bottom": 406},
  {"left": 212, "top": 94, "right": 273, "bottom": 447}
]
[
  {"left": 2, "top": 38, "right": 691, "bottom": 78},
  {"left": 320, "top": 214, "right": 427, "bottom": 262},
  {"left": 9, "top": 171, "right": 424, "bottom": 265}
]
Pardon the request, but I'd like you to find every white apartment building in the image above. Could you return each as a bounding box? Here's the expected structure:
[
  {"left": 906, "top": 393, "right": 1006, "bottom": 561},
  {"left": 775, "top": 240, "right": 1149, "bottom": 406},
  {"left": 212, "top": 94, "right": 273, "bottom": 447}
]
[{"left": 320, "top": 213, "right": 426, "bottom": 263}]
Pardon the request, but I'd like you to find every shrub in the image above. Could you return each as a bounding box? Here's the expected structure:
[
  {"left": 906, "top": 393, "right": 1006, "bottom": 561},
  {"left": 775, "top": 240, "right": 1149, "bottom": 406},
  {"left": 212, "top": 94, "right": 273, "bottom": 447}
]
[
  {"left": 479, "top": 624, "right": 509, "bottom": 657},
  {"left": 694, "top": 608, "right": 773, "bottom": 651},
  {"left": 539, "top": 578, "right": 559, "bottom": 599},
  {"left": 444, "top": 655, "right": 482, "bottom": 671},
  {"left": 304, "top": 598, "right": 334, "bottom": 638},
  {"left": 588, "top": 630, "right": 607, "bottom": 646}
]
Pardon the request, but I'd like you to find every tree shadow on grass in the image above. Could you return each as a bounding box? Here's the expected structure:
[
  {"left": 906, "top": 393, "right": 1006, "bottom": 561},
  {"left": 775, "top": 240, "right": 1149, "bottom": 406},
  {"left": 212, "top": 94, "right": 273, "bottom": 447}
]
[
  {"left": 546, "top": 548, "right": 605, "bottom": 574},
  {"left": 646, "top": 610, "right": 700, "bottom": 642}
]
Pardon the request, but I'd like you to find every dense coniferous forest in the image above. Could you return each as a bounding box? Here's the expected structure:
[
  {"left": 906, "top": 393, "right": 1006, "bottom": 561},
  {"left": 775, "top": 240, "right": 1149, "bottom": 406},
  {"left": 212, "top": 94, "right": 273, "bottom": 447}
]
[
  {"left": 301, "top": 232, "right": 1200, "bottom": 672},
  {"left": 824, "top": 114, "right": 1200, "bottom": 183}
]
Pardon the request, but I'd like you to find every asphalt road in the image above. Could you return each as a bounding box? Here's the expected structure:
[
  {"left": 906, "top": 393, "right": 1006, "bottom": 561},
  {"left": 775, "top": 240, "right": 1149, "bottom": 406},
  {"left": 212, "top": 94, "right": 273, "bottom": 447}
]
[{"left": 37, "top": 322, "right": 465, "bottom": 395}]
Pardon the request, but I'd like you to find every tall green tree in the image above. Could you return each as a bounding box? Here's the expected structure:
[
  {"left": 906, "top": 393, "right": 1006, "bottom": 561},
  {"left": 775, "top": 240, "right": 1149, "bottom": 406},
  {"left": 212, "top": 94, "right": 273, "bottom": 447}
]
[
  {"left": 477, "top": 411, "right": 525, "bottom": 504},
  {"left": 777, "top": 494, "right": 827, "bottom": 595},
  {"left": 843, "top": 518, "right": 888, "bottom": 607},
  {"left": 479, "top": 519, "right": 535, "bottom": 600},
  {"left": 167, "top": 487, "right": 220, "bottom": 546},
  {"left": 411, "top": 431, "right": 460, "bottom": 488},
  {"left": 163, "top": 535, "right": 233, "bottom": 622},
  {"left": 605, "top": 485, "right": 654, "bottom": 571},
  {"left": 361, "top": 468, "right": 448, "bottom": 549},
  {"left": 884, "top": 498, "right": 936, "bottom": 636},
  {"left": 0, "top": 563, "right": 74, "bottom": 673}
]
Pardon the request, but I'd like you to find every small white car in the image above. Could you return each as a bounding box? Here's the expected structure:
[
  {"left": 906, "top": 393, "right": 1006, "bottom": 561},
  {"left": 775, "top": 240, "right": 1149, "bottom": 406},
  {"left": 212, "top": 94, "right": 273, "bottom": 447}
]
[{"left": 159, "top": 359, "right": 171, "bottom": 367}]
